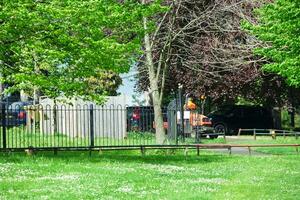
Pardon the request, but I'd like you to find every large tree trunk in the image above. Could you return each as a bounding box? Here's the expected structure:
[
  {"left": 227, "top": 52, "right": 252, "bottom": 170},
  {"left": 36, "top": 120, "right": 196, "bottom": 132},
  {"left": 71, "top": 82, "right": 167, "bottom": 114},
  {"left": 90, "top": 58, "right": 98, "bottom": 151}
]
[
  {"left": 152, "top": 89, "right": 165, "bottom": 144},
  {"left": 143, "top": 9, "right": 166, "bottom": 144}
]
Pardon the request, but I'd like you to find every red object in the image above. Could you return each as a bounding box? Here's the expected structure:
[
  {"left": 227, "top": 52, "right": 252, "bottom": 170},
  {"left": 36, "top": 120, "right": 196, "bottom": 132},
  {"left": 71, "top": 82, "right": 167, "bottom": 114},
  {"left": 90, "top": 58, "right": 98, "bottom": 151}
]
[
  {"left": 132, "top": 109, "right": 140, "bottom": 120},
  {"left": 18, "top": 111, "right": 26, "bottom": 119},
  {"left": 190, "top": 113, "right": 212, "bottom": 127},
  {"left": 153, "top": 121, "right": 169, "bottom": 129}
]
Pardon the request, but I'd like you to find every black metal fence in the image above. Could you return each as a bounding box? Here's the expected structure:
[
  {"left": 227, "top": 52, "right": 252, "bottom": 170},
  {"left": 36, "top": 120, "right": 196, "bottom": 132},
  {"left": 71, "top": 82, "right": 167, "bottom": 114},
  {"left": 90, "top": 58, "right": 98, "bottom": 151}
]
[
  {"left": 0, "top": 102, "right": 217, "bottom": 151},
  {"left": 0, "top": 102, "right": 181, "bottom": 150}
]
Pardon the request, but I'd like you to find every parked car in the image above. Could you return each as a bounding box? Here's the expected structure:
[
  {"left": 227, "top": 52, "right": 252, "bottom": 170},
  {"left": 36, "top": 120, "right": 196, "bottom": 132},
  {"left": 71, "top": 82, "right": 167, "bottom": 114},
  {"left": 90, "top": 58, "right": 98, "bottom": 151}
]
[
  {"left": 0, "top": 101, "right": 33, "bottom": 126},
  {"left": 208, "top": 105, "right": 273, "bottom": 135}
]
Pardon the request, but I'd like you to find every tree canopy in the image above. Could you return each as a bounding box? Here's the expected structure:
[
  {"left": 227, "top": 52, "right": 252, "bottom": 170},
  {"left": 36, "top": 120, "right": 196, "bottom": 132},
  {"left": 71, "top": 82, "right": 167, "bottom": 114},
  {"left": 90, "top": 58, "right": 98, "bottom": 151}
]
[
  {"left": 0, "top": 0, "right": 163, "bottom": 102},
  {"left": 135, "top": 0, "right": 299, "bottom": 108},
  {"left": 243, "top": 0, "right": 300, "bottom": 87},
  {"left": 136, "top": 0, "right": 271, "bottom": 105}
]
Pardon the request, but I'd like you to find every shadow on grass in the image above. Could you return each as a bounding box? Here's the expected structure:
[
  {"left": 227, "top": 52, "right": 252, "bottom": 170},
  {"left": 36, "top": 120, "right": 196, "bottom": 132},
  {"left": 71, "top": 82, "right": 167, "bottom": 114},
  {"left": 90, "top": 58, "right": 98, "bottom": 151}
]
[{"left": 0, "top": 149, "right": 234, "bottom": 165}]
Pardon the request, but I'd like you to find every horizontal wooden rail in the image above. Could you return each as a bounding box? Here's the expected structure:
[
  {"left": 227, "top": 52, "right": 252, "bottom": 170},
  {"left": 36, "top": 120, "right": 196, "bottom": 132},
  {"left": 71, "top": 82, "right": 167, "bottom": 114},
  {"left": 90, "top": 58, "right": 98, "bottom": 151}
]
[
  {"left": 195, "top": 144, "right": 300, "bottom": 148},
  {"left": 1, "top": 143, "right": 299, "bottom": 156},
  {"left": 238, "top": 128, "right": 300, "bottom": 140}
]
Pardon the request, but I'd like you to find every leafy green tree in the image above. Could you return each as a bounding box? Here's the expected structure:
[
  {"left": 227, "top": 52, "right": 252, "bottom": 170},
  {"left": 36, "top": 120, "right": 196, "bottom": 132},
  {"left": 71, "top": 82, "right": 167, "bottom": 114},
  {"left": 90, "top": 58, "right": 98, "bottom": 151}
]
[
  {"left": 85, "top": 70, "right": 122, "bottom": 96},
  {"left": 243, "top": 0, "right": 300, "bottom": 86},
  {"left": 0, "top": 0, "right": 162, "bottom": 103}
]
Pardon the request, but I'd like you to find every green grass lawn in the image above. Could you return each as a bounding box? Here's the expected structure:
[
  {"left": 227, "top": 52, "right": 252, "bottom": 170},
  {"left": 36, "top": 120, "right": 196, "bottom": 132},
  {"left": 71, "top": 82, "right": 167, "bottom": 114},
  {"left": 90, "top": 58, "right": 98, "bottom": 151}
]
[
  {"left": 0, "top": 150, "right": 300, "bottom": 200},
  {"left": 222, "top": 136, "right": 300, "bottom": 155}
]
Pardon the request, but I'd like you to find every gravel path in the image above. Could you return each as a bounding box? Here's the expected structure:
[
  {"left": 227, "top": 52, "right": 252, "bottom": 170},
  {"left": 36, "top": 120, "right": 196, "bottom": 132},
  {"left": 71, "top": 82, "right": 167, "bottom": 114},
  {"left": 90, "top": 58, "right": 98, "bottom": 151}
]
[
  {"left": 208, "top": 136, "right": 267, "bottom": 156},
  {"left": 208, "top": 147, "right": 265, "bottom": 156}
]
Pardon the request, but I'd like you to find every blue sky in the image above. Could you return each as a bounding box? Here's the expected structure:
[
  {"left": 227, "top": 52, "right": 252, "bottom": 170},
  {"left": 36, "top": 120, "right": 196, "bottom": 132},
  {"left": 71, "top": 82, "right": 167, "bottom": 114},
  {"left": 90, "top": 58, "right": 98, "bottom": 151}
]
[{"left": 117, "top": 66, "right": 138, "bottom": 105}]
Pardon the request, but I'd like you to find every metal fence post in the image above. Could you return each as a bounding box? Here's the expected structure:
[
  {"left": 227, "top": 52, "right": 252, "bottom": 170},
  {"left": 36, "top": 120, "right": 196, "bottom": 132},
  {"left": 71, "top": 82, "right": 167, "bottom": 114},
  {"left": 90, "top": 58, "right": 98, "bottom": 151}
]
[
  {"left": 178, "top": 84, "right": 184, "bottom": 142},
  {"left": 1, "top": 103, "right": 6, "bottom": 149},
  {"left": 90, "top": 104, "right": 94, "bottom": 148},
  {"left": 174, "top": 91, "right": 178, "bottom": 145}
]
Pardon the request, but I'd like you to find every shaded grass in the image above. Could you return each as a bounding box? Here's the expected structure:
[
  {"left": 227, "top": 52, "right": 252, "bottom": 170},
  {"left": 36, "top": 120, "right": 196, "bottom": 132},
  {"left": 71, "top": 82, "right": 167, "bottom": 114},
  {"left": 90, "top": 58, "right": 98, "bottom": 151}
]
[{"left": 0, "top": 150, "right": 300, "bottom": 200}]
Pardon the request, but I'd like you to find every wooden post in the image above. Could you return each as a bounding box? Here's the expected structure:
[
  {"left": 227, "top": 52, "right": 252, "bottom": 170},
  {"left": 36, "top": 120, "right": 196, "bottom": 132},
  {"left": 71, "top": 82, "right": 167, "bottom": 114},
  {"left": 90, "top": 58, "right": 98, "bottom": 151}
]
[
  {"left": 99, "top": 149, "right": 103, "bottom": 155},
  {"left": 254, "top": 129, "right": 256, "bottom": 140},
  {"left": 228, "top": 147, "right": 232, "bottom": 155},
  {"left": 140, "top": 146, "right": 146, "bottom": 156},
  {"left": 25, "top": 148, "right": 34, "bottom": 156},
  {"left": 238, "top": 128, "right": 241, "bottom": 136},
  {"left": 271, "top": 130, "right": 276, "bottom": 139},
  {"left": 184, "top": 147, "right": 189, "bottom": 157},
  {"left": 54, "top": 148, "right": 58, "bottom": 155},
  {"left": 197, "top": 146, "right": 200, "bottom": 156},
  {"left": 248, "top": 146, "right": 251, "bottom": 156}
]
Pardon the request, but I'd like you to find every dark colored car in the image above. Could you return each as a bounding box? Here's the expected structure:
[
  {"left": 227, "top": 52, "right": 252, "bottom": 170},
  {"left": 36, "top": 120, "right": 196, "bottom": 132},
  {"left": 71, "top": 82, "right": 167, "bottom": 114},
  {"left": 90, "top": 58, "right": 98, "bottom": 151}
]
[
  {"left": 126, "top": 106, "right": 167, "bottom": 132},
  {"left": 208, "top": 105, "right": 273, "bottom": 134},
  {"left": 0, "top": 101, "right": 32, "bottom": 126}
]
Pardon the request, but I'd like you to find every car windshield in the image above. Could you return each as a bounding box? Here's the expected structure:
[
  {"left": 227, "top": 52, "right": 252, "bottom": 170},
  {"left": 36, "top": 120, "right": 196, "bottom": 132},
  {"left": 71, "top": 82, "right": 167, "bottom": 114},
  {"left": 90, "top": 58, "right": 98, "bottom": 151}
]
[{"left": 210, "top": 106, "right": 233, "bottom": 115}]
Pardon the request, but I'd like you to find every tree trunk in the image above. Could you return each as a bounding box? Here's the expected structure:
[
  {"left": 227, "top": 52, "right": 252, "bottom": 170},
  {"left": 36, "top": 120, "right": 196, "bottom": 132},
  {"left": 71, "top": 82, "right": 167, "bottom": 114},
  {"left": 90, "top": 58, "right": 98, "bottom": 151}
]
[
  {"left": 143, "top": 9, "right": 165, "bottom": 144},
  {"left": 290, "top": 110, "right": 295, "bottom": 128},
  {"left": 20, "top": 90, "right": 29, "bottom": 102},
  {"left": 289, "top": 88, "right": 295, "bottom": 129},
  {"left": 271, "top": 107, "right": 282, "bottom": 129},
  {"left": 152, "top": 86, "right": 165, "bottom": 144},
  {"left": 33, "top": 88, "right": 41, "bottom": 105}
]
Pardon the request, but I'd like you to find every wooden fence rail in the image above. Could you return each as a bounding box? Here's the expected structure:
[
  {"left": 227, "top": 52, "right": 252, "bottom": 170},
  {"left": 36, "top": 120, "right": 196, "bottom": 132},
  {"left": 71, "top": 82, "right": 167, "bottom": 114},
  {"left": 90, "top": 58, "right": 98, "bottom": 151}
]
[
  {"left": 4, "top": 143, "right": 299, "bottom": 156},
  {"left": 238, "top": 129, "right": 300, "bottom": 140}
]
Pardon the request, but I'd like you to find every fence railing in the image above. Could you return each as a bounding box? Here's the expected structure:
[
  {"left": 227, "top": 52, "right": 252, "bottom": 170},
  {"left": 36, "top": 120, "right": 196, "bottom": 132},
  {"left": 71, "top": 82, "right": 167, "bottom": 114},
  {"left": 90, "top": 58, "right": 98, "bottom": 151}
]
[
  {"left": 238, "top": 128, "right": 300, "bottom": 140},
  {"left": 0, "top": 104, "right": 158, "bottom": 149},
  {"left": 0, "top": 103, "right": 217, "bottom": 151}
]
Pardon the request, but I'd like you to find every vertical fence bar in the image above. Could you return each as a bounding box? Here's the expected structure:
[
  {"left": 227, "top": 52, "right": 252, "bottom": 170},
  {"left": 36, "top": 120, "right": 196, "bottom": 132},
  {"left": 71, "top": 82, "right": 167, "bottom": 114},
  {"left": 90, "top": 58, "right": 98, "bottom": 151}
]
[
  {"left": 90, "top": 105, "right": 94, "bottom": 148},
  {"left": 174, "top": 93, "right": 178, "bottom": 145},
  {"left": 2, "top": 103, "right": 6, "bottom": 149},
  {"left": 101, "top": 106, "right": 104, "bottom": 147},
  {"left": 113, "top": 106, "right": 116, "bottom": 146},
  {"left": 178, "top": 85, "right": 184, "bottom": 143}
]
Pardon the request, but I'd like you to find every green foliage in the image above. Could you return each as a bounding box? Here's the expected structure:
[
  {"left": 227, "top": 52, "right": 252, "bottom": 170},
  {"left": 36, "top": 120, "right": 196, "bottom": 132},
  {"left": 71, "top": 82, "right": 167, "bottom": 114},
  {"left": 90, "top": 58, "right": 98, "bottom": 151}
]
[
  {"left": 0, "top": 0, "right": 165, "bottom": 103},
  {"left": 243, "top": 0, "right": 300, "bottom": 86},
  {"left": 281, "top": 108, "right": 300, "bottom": 130},
  {"left": 85, "top": 70, "right": 122, "bottom": 96},
  {"left": 235, "top": 96, "right": 258, "bottom": 106}
]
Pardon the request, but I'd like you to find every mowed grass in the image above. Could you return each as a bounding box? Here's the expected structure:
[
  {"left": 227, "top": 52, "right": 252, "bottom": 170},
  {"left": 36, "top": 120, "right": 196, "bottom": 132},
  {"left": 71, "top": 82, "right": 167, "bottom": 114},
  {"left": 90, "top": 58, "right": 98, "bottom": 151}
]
[
  {"left": 223, "top": 136, "right": 300, "bottom": 155},
  {"left": 0, "top": 150, "right": 300, "bottom": 200}
]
